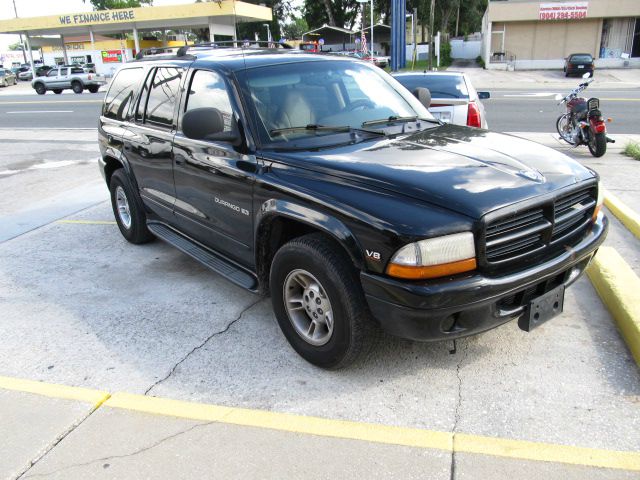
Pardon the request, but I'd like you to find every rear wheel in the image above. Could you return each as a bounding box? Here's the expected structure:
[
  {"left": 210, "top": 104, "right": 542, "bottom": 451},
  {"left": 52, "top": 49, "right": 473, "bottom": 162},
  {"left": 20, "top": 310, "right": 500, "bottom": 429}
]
[
  {"left": 270, "top": 233, "right": 376, "bottom": 369},
  {"left": 34, "top": 83, "right": 46, "bottom": 95},
  {"left": 88, "top": 85, "right": 99, "bottom": 93},
  {"left": 71, "top": 81, "right": 83, "bottom": 94},
  {"left": 588, "top": 132, "right": 607, "bottom": 157},
  {"left": 109, "top": 169, "right": 154, "bottom": 244}
]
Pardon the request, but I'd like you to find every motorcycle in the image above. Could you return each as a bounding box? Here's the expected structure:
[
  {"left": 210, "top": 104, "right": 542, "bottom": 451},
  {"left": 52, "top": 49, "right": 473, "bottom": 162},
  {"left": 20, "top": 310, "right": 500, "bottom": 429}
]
[{"left": 555, "top": 72, "right": 614, "bottom": 157}]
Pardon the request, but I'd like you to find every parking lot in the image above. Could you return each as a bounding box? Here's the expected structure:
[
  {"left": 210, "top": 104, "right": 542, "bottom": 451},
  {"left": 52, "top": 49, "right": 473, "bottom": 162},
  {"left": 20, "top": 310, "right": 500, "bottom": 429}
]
[{"left": 1, "top": 73, "right": 640, "bottom": 478}]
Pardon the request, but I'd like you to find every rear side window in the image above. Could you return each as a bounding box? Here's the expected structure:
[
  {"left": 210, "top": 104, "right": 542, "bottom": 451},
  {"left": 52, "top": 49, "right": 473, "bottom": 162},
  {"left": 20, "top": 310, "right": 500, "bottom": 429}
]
[
  {"left": 143, "top": 67, "right": 182, "bottom": 127},
  {"left": 395, "top": 75, "right": 469, "bottom": 99},
  {"left": 103, "top": 67, "right": 144, "bottom": 120},
  {"left": 185, "top": 70, "right": 234, "bottom": 132},
  {"left": 71, "top": 67, "right": 84, "bottom": 74}
]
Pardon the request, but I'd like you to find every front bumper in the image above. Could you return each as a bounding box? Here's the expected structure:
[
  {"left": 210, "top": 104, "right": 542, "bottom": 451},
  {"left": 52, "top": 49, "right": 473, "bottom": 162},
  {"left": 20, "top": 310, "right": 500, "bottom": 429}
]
[{"left": 362, "top": 213, "right": 608, "bottom": 342}]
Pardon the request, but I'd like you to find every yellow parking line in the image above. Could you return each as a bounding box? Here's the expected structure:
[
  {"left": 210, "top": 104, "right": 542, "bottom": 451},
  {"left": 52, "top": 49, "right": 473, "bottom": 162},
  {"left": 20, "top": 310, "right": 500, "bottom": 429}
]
[
  {"left": 0, "top": 375, "right": 110, "bottom": 409},
  {"left": 587, "top": 247, "right": 640, "bottom": 366},
  {"left": 604, "top": 190, "right": 640, "bottom": 240},
  {"left": 56, "top": 220, "right": 116, "bottom": 225},
  {"left": 105, "top": 392, "right": 640, "bottom": 472},
  {"left": 0, "top": 377, "right": 638, "bottom": 471}
]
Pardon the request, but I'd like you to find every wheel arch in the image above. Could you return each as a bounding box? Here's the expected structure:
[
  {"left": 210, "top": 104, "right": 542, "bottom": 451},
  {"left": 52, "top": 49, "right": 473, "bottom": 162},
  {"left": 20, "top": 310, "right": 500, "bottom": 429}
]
[{"left": 255, "top": 200, "right": 365, "bottom": 295}]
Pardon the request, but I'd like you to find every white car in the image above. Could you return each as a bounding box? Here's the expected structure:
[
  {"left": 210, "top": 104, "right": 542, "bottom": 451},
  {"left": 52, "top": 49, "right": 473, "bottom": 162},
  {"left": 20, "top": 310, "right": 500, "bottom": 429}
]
[{"left": 393, "top": 71, "right": 490, "bottom": 128}]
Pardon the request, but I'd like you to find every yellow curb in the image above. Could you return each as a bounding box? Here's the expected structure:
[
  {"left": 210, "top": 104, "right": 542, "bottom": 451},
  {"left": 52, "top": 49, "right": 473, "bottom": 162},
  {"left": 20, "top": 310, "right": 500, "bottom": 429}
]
[
  {"left": 587, "top": 247, "right": 640, "bottom": 366},
  {"left": 604, "top": 190, "right": 640, "bottom": 240},
  {"left": 56, "top": 220, "right": 117, "bottom": 225},
  {"left": 105, "top": 392, "right": 640, "bottom": 471},
  {"left": 0, "top": 376, "right": 110, "bottom": 409}
]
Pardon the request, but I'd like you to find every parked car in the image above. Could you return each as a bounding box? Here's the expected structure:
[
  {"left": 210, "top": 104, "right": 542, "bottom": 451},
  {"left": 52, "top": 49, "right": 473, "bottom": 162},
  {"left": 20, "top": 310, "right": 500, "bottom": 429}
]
[
  {"left": 392, "top": 71, "right": 490, "bottom": 128},
  {"left": 99, "top": 45, "right": 607, "bottom": 368},
  {"left": 348, "top": 51, "right": 390, "bottom": 68},
  {"left": 564, "top": 53, "right": 595, "bottom": 77},
  {"left": 18, "top": 68, "right": 34, "bottom": 81},
  {"left": 31, "top": 65, "right": 106, "bottom": 94},
  {"left": 10, "top": 66, "right": 28, "bottom": 80},
  {"left": 0, "top": 68, "right": 17, "bottom": 87}
]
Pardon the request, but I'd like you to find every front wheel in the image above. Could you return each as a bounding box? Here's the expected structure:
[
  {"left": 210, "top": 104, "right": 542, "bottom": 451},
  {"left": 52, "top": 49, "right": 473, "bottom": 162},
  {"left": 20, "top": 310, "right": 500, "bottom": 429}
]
[
  {"left": 556, "top": 113, "right": 574, "bottom": 144},
  {"left": 588, "top": 132, "right": 606, "bottom": 157},
  {"left": 53, "top": 89, "right": 62, "bottom": 94},
  {"left": 88, "top": 85, "right": 99, "bottom": 93},
  {"left": 109, "top": 169, "right": 154, "bottom": 244},
  {"left": 270, "top": 233, "right": 376, "bottom": 369},
  {"left": 71, "top": 81, "right": 83, "bottom": 94},
  {"left": 34, "top": 83, "right": 46, "bottom": 95}
]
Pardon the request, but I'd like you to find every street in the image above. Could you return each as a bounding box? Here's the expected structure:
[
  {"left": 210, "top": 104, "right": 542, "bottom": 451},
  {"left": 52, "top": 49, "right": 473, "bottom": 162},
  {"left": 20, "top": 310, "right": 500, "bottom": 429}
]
[{"left": 0, "top": 87, "right": 638, "bottom": 132}]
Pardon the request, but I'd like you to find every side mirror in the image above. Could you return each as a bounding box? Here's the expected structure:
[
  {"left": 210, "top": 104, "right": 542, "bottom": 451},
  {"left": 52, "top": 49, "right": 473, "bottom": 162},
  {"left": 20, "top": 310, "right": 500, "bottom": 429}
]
[
  {"left": 181, "top": 107, "right": 240, "bottom": 144},
  {"left": 413, "top": 87, "right": 431, "bottom": 108},
  {"left": 477, "top": 91, "right": 490, "bottom": 100}
]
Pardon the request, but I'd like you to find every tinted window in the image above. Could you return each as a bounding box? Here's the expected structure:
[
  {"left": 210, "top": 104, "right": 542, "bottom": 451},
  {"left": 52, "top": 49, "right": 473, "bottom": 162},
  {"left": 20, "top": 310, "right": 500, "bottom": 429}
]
[
  {"left": 144, "top": 67, "right": 182, "bottom": 127},
  {"left": 570, "top": 54, "right": 593, "bottom": 63},
  {"left": 0, "top": 69, "right": 5, "bottom": 75},
  {"left": 103, "top": 67, "right": 144, "bottom": 120},
  {"left": 71, "top": 67, "right": 84, "bottom": 74},
  {"left": 47, "top": 69, "right": 58, "bottom": 77},
  {"left": 185, "top": 70, "right": 234, "bottom": 132},
  {"left": 395, "top": 74, "right": 469, "bottom": 99}
]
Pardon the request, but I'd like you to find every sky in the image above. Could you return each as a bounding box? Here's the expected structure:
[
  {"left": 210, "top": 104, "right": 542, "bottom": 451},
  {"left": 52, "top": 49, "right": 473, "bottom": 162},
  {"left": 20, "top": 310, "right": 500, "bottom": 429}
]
[{"left": 0, "top": 0, "right": 198, "bottom": 50}]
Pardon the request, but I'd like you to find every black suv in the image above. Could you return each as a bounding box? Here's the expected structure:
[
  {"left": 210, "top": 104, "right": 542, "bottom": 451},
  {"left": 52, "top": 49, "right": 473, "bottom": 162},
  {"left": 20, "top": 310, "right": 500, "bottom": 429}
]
[{"left": 99, "top": 44, "right": 607, "bottom": 368}]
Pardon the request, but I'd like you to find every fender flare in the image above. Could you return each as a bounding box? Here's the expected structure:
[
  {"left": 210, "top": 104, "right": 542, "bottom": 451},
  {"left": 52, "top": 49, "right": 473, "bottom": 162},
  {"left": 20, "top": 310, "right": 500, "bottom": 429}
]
[{"left": 256, "top": 199, "right": 365, "bottom": 270}]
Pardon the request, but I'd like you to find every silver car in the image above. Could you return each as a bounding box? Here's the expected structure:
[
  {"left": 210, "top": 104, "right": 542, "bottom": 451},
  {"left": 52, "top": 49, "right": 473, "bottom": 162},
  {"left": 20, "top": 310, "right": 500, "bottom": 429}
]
[
  {"left": 0, "top": 68, "right": 17, "bottom": 87},
  {"left": 393, "top": 71, "right": 490, "bottom": 128}
]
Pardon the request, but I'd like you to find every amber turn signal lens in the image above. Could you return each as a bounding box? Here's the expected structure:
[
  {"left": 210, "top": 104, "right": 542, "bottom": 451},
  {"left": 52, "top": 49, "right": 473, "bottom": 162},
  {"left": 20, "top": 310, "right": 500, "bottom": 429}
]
[
  {"left": 386, "top": 258, "right": 477, "bottom": 280},
  {"left": 592, "top": 204, "right": 602, "bottom": 222}
]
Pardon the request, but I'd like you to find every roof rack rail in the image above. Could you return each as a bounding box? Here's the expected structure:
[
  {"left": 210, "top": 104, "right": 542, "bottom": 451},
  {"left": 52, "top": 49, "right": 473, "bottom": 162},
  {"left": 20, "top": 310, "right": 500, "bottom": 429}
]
[
  {"left": 134, "top": 46, "right": 186, "bottom": 60},
  {"left": 176, "top": 40, "right": 293, "bottom": 57}
]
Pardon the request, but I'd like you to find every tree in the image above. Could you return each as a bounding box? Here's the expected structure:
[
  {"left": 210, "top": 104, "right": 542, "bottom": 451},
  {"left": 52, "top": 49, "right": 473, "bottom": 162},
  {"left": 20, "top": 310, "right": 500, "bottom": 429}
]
[
  {"left": 282, "top": 17, "right": 309, "bottom": 40},
  {"left": 82, "top": 0, "right": 152, "bottom": 9},
  {"left": 303, "top": 0, "right": 360, "bottom": 30}
]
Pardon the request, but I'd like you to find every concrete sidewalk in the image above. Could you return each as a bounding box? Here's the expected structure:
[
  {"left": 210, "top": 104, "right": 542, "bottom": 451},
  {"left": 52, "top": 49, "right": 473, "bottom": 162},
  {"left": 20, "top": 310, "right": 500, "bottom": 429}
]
[
  {"left": 447, "top": 66, "right": 640, "bottom": 90},
  {"left": 2, "top": 386, "right": 638, "bottom": 480}
]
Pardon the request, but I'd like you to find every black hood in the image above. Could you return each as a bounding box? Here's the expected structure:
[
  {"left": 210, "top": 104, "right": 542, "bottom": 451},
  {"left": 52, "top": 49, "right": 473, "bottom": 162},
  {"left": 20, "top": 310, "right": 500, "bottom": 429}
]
[{"left": 267, "top": 124, "right": 595, "bottom": 218}]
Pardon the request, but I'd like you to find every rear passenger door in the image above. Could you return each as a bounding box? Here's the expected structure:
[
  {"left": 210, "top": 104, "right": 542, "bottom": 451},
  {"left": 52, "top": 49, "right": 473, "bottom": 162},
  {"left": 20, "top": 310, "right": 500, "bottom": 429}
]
[
  {"left": 172, "top": 68, "right": 256, "bottom": 266},
  {"left": 123, "top": 66, "right": 184, "bottom": 220}
]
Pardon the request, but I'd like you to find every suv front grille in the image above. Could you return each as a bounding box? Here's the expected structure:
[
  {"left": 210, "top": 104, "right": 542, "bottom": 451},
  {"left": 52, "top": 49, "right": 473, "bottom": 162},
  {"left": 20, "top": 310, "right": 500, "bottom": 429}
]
[{"left": 484, "top": 187, "right": 596, "bottom": 265}]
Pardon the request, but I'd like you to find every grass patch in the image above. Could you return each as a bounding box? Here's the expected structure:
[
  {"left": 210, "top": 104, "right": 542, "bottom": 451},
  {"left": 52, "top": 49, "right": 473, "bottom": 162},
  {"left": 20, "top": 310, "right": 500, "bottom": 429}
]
[{"left": 623, "top": 142, "right": 640, "bottom": 160}]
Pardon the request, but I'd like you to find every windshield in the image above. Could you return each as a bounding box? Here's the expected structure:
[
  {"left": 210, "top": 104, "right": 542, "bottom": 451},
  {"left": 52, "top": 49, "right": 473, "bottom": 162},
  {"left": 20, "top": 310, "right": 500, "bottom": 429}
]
[
  {"left": 239, "top": 60, "right": 434, "bottom": 148},
  {"left": 395, "top": 74, "right": 469, "bottom": 99}
]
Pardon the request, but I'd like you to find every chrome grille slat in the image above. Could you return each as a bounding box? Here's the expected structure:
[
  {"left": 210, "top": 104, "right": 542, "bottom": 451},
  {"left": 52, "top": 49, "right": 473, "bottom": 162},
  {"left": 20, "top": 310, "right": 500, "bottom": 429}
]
[{"left": 484, "top": 187, "right": 596, "bottom": 265}]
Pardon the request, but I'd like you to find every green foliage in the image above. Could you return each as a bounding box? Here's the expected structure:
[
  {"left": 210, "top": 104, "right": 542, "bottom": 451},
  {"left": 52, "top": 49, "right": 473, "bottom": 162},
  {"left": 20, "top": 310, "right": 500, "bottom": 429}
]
[
  {"left": 303, "top": 0, "right": 360, "bottom": 30},
  {"left": 476, "top": 55, "right": 485, "bottom": 68},
  {"left": 440, "top": 41, "right": 451, "bottom": 67},
  {"left": 282, "top": 17, "right": 309, "bottom": 40},
  {"left": 82, "top": 0, "right": 152, "bottom": 9},
  {"left": 624, "top": 142, "right": 640, "bottom": 161}
]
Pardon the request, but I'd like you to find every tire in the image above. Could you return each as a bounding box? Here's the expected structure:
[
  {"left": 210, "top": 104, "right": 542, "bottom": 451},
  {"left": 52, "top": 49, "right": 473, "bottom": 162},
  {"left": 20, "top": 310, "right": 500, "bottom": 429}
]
[
  {"left": 270, "top": 233, "right": 375, "bottom": 369},
  {"left": 109, "top": 169, "right": 154, "bottom": 244},
  {"left": 588, "top": 132, "right": 607, "bottom": 157},
  {"left": 88, "top": 85, "right": 99, "bottom": 93},
  {"left": 556, "top": 114, "right": 574, "bottom": 144},
  {"left": 34, "top": 83, "right": 46, "bottom": 95},
  {"left": 71, "top": 81, "right": 83, "bottom": 94},
  {"left": 53, "top": 89, "right": 62, "bottom": 94}
]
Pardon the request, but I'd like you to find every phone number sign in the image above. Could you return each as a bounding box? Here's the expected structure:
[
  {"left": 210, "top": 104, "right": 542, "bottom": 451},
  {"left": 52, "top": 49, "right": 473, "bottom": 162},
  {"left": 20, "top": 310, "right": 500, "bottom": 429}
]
[{"left": 539, "top": 2, "right": 588, "bottom": 20}]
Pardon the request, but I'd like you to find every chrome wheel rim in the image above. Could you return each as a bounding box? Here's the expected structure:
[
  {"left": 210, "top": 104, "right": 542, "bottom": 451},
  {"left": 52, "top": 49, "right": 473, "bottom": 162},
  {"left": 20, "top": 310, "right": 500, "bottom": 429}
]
[
  {"left": 283, "top": 269, "right": 334, "bottom": 346},
  {"left": 115, "top": 186, "right": 132, "bottom": 229}
]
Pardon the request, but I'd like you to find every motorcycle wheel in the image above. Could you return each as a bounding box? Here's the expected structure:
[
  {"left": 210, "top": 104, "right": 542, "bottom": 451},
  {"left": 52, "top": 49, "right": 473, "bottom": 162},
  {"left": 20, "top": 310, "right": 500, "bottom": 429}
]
[
  {"left": 556, "top": 114, "right": 575, "bottom": 145},
  {"left": 588, "top": 132, "right": 606, "bottom": 157}
]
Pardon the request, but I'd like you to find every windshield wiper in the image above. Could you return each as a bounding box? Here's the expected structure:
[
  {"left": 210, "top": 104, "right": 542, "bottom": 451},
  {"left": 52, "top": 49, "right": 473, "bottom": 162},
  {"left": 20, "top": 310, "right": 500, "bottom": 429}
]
[
  {"left": 270, "top": 124, "right": 350, "bottom": 136},
  {"left": 362, "top": 115, "right": 418, "bottom": 127}
]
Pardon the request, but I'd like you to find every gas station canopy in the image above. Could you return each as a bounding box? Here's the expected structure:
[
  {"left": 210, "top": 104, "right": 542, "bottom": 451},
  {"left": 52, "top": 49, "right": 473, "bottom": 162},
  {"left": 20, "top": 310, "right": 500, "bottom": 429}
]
[{"left": 0, "top": 1, "right": 272, "bottom": 36}]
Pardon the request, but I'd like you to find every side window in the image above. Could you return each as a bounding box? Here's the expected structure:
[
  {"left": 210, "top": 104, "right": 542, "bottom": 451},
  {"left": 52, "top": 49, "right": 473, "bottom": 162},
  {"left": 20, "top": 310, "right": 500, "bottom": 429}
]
[
  {"left": 144, "top": 67, "right": 182, "bottom": 128},
  {"left": 185, "top": 69, "right": 234, "bottom": 132},
  {"left": 135, "top": 69, "right": 154, "bottom": 122},
  {"left": 47, "top": 70, "right": 58, "bottom": 77},
  {"left": 103, "top": 67, "right": 144, "bottom": 121}
]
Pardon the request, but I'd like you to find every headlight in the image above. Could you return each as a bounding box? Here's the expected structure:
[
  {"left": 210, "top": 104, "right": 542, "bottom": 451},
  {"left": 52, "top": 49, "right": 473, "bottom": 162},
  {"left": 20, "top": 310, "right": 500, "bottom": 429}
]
[
  {"left": 592, "top": 180, "right": 604, "bottom": 221},
  {"left": 386, "top": 232, "right": 477, "bottom": 280}
]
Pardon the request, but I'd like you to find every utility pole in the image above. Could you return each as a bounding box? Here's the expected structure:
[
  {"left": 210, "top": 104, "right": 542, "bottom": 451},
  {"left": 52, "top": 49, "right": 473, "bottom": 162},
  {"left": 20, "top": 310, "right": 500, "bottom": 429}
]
[
  {"left": 12, "top": 0, "right": 27, "bottom": 64},
  {"left": 428, "top": 0, "right": 435, "bottom": 70}
]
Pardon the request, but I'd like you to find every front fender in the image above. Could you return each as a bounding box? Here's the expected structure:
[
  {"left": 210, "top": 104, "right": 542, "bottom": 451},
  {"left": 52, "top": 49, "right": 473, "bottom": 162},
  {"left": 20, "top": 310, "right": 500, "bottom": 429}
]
[{"left": 256, "top": 198, "right": 365, "bottom": 270}]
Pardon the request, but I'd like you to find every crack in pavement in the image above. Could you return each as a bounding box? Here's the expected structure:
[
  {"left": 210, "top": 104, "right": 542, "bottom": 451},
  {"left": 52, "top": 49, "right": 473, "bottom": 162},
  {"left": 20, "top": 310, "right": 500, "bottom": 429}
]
[
  {"left": 22, "top": 421, "right": 214, "bottom": 479},
  {"left": 144, "top": 298, "right": 265, "bottom": 395},
  {"left": 450, "top": 341, "right": 469, "bottom": 480}
]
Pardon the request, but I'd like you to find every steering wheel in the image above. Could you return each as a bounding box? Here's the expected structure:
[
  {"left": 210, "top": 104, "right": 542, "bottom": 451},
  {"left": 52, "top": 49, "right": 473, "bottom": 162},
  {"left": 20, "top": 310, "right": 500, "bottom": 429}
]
[{"left": 345, "top": 99, "right": 375, "bottom": 111}]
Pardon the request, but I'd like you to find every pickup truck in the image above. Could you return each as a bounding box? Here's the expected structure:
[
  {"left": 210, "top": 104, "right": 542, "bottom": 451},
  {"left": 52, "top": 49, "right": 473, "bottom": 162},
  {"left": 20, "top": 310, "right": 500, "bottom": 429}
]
[
  {"left": 98, "top": 45, "right": 607, "bottom": 368},
  {"left": 32, "top": 66, "right": 106, "bottom": 95}
]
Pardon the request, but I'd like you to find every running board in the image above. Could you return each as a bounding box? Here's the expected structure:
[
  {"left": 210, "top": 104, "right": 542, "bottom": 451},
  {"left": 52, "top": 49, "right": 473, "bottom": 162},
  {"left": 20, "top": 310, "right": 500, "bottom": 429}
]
[{"left": 147, "top": 222, "right": 258, "bottom": 291}]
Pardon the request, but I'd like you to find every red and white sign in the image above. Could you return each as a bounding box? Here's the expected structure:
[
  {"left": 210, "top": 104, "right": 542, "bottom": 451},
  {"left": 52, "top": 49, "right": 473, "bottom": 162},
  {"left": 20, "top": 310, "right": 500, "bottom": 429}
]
[{"left": 539, "top": 2, "right": 588, "bottom": 21}]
